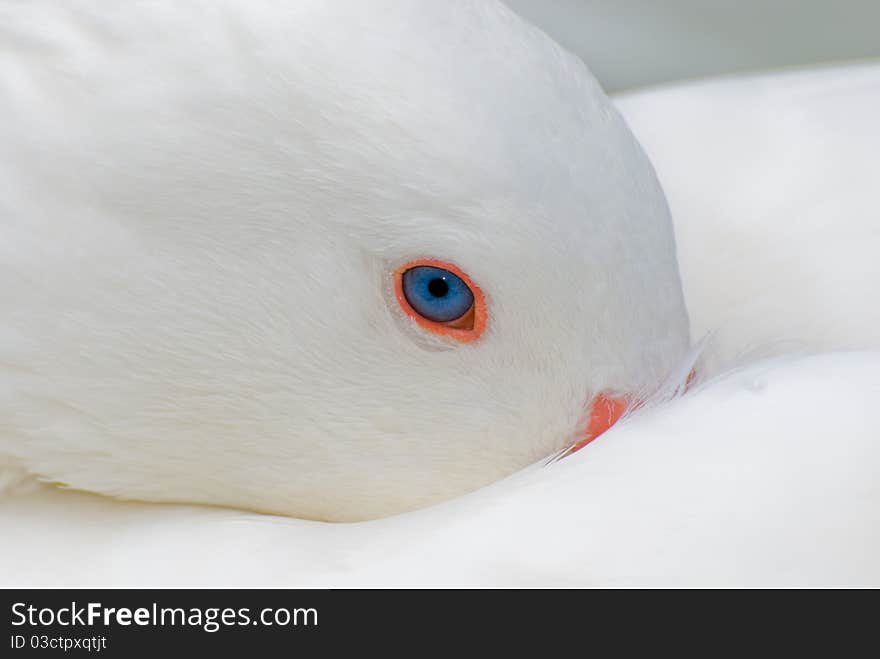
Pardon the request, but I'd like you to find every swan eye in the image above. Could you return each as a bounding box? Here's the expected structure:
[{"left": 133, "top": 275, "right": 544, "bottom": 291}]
[
  {"left": 402, "top": 266, "right": 473, "bottom": 322},
  {"left": 393, "top": 259, "right": 487, "bottom": 342}
]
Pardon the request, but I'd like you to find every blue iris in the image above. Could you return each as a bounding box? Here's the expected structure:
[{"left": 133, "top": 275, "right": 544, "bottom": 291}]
[{"left": 402, "top": 266, "right": 474, "bottom": 322}]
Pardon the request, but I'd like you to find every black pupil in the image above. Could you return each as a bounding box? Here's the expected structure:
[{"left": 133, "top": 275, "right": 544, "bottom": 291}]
[{"left": 427, "top": 277, "right": 449, "bottom": 298}]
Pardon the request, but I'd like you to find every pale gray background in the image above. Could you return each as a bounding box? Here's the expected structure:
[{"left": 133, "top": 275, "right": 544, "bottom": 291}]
[{"left": 505, "top": 0, "right": 880, "bottom": 91}]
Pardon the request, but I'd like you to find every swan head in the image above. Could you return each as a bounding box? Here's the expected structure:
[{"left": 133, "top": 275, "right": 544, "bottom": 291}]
[{"left": 0, "top": 0, "right": 689, "bottom": 520}]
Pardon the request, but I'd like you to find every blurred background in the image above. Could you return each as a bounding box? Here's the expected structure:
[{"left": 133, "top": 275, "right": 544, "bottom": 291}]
[{"left": 504, "top": 0, "right": 880, "bottom": 91}]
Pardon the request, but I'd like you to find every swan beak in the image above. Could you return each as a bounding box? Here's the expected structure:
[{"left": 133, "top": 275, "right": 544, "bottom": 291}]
[{"left": 566, "top": 394, "right": 632, "bottom": 456}]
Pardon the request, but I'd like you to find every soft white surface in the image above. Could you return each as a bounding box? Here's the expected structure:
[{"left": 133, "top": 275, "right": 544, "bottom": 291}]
[
  {"left": 2, "top": 351, "right": 878, "bottom": 587},
  {"left": 616, "top": 62, "right": 880, "bottom": 373}
]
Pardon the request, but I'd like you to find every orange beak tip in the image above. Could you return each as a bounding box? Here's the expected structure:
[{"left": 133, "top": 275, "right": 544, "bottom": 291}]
[{"left": 564, "top": 393, "right": 631, "bottom": 457}]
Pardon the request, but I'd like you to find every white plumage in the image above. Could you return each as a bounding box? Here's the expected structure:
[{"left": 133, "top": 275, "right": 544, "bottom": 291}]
[
  {"left": 617, "top": 63, "right": 880, "bottom": 372},
  {"left": 0, "top": 0, "right": 689, "bottom": 521},
  {"left": 0, "top": 1, "right": 878, "bottom": 585},
  {"left": 2, "top": 351, "right": 878, "bottom": 586}
]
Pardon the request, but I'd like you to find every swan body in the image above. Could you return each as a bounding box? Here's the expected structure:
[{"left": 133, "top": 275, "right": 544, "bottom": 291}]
[{"left": 617, "top": 63, "right": 880, "bottom": 371}]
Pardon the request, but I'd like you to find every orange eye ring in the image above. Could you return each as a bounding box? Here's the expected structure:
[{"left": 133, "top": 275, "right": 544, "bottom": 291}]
[{"left": 393, "top": 258, "right": 487, "bottom": 343}]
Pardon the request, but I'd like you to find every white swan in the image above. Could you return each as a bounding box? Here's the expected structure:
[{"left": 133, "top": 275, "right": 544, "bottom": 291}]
[{"left": 0, "top": 2, "right": 877, "bottom": 585}]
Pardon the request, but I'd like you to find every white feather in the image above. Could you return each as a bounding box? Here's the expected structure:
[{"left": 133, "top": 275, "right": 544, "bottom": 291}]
[{"left": 616, "top": 62, "right": 880, "bottom": 373}]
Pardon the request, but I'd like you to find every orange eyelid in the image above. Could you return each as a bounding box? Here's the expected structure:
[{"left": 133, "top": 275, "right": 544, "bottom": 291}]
[{"left": 393, "top": 258, "right": 487, "bottom": 343}]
